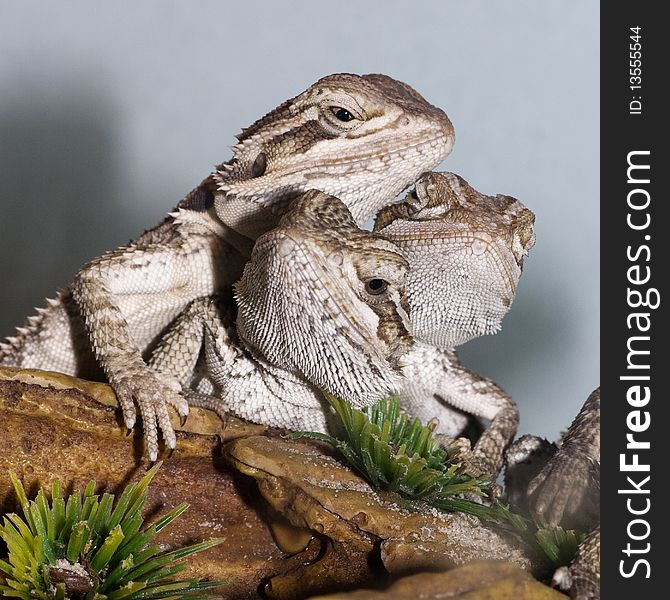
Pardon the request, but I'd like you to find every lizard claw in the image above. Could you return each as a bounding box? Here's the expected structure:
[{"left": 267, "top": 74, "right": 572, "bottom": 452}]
[
  {"left": 435, "top": 435, "right": 499, "bottom": 500},
  {"left": 440, "top": 436, "right": 489, "bottom": 477},
  {"left": 111, "top": 367, "right": 189, "bottom": 461}
]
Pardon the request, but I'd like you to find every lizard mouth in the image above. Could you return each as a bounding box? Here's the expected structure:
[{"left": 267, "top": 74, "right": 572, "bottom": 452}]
[
  {"left": 300, "top": 131, "right": 452, "bottom": 172},
  {"left": 215, "top": 132, "right": 452, "bottom": 191}
]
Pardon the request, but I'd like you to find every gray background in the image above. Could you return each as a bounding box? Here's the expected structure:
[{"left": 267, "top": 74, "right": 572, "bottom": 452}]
[{"left": 0, "top": 1, "right": 599, "bottom": 440}]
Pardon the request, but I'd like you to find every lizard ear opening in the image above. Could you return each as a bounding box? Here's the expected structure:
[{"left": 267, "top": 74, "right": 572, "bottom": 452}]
[{"left": 251, "top": 152, "right": 267, "bottom": 178}]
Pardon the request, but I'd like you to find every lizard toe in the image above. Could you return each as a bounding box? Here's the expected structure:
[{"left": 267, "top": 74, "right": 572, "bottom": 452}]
[
  {"left": 111, "top": 367, "right": 188, "bottom": 459},
  {"left": 135, "top": 397, "right": 160, "bottom": 463},
  {"left": 111, "top": 379, "right": 139, "bottom": 430},
  {"left": 154, "top": 400, "right": 177, "bottom": 451},
  {"left": 185, "top": 390, "right": 229, "bottom": 422}
]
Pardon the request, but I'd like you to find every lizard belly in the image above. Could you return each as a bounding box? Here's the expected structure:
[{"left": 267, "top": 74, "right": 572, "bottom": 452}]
[{"left": 115, "top": 227, "right": 246, "bottom": 354}]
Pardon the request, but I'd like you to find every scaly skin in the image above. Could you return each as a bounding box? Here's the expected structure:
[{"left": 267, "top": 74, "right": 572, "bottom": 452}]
[
  {"left": 375, "top": 171, "right": 535, "bottom": 348},
  {"left": 528, "top": 388, "right": 600, "bottom": 527},
  {"left": 235, "top": 190, "right": 413, "bottom": 406},
  {"left": 150, "top": 190, "right": 412, "bottom": 433},
  {"left": 532, "top": 388, "right": 600, "bottom": 600},
  {"left": 505, "top": 387, "right": 600, "bottom": 599},
  {"left": 151, "top": 173, "right": 535, "bottom": 476},
  {"left": 562, "top": 524, "right": 600, "bottom": 600},
  {"left": 377, "top": 172, "right": 535, "bottom": 475},
  {"left": 0, "top": 74, "right": 454, "bottom": 460}
]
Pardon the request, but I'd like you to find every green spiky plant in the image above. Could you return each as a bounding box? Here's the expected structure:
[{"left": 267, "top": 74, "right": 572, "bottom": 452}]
[
  {"left": 291, "top": 394, "right": 493, "bottom": 518},
  {"left": 491, "top": 502, "right": 585, "bottom": 570},
  {"left": 291, "top": 394, "right": 584, "bottom": 571},
  {"left": 0, "top": 464, "right": 229, "bottom": 600}
]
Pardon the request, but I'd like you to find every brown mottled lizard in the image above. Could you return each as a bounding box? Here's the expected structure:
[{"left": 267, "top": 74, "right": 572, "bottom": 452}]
[
  {"left": 0, "top": 74, "right": 454, "bottom": 460},
  {"left": 149, "top": 172, "right": 535, "bottom": 475}
]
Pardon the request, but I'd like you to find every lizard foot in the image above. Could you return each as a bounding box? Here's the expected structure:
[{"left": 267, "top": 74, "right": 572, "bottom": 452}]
[
  {"left": 441, "top": 436, "right": 502, "bottom": 500},
  {"left": 440, "top": 435, "right": 499, "bottom": 488},
  {"left": 111, "top": 368, "right": 189, "bottom": 462},
  {"left": 527, "top": 448, "right": 598, "bottom": 528}
]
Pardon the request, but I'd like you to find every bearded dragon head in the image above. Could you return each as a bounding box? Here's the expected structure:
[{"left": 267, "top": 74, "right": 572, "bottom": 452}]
[
  {"left": 235, "top": 190, "right": 412, "bottom": 406},
  {"left": 214, "top": 73, "right": 454, "bottom": 239},
  {"left": 375, "top": 171, "right": 535, "bottom": 349}
]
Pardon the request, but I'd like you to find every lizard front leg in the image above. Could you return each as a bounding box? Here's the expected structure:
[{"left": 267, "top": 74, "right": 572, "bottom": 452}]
[
  {"left": 71, "top": 225, "right": 244, "bottom": 461},
  {"left": 147, "top": 295, "right": 231, "bottom": 389},
  {"left": 147, "top": 294, "right": 237, "bottom": 419},
  {"left": 399, "top": 342, "right": 519, "bottom": 477},
  {"left": 149, "top": 294, "right": 333, "bottom": 432},
  {"left": 72, "top": 264, "right": 188, "bottom": 462}
]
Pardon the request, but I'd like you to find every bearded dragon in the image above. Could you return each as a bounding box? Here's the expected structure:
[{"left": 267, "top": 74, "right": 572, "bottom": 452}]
[
  {"left": 149, "top": 173, "right": 535, "bottom": 475},
  {"left": 148, "top": 189, "right": 412, "bottom": 431},
  {"left": 377, "top": 171, "right": 535, "bottom": 474},
  {"left": 505, "top": 388, "right": 600, "bottom": 599},
  {"left": 0, "top": 73, "right": 454, "bottom": 460}
]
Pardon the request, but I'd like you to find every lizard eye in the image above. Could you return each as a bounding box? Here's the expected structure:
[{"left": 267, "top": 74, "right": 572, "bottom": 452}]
[
  {"left": 251, "top": 152, "right": 267, "bottom": 178},
  {"left": 365, "top": 279, "right": 388, "bottom": 295},
  {"left": 330, "top": 107, "right": 355, "bottom": 122}
]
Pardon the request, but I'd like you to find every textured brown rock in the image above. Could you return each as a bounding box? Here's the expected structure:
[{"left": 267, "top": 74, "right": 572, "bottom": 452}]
[
  {"left": 226, "top": 436, "right": 536, "bottom": 598},
  {"left": 0, "top": 367, "right": 290, "bottom": 599},
  {"left": 307, "top": 562, "right": 568, "bottom": 599},
  {"left": 1, "top": 367, "right": 556, "bottom": 600}
]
